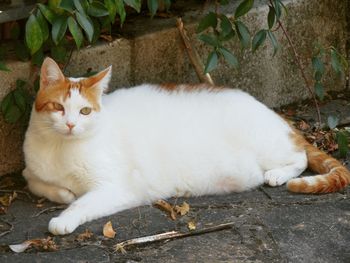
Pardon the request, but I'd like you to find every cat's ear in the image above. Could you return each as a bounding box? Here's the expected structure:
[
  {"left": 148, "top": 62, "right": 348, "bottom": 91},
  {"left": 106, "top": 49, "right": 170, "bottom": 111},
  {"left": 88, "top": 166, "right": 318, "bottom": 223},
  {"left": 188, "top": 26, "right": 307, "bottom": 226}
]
[
  {"left": 40, "top": 57, "right": 65, "bottom": 88},
  {"left": 83, "top": 66, "right": 112, "bottom": 92}
]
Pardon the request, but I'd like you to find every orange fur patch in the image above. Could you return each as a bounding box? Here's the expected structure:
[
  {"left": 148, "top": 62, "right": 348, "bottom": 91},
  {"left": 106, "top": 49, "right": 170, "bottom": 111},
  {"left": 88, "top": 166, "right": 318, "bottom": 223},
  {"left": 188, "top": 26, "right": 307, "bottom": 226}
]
[
  {"left": 288, "top": 131, "right": 350, "bottom": 193},
  {"left": 35, "top": 79, "right": 102, "bottom": 112},
  {"left": 158, "top": 83, "right": 225, "bottom": 93}
]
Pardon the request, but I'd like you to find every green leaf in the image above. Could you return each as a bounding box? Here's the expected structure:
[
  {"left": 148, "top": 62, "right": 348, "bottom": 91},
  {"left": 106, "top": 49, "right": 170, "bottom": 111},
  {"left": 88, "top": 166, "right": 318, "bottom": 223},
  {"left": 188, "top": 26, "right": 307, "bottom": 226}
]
[
  {"left": 25, "top": 14, "right": 43, "bottom": 55},
  {"left": 219, "top": 47, "right": 239, "bottom": 68},
  {"left": 204, "top": 51, "right": 218, "bottom": 73},
  {"left": 76, "top": 11, "right": 94, "bottom": 42},
  {"left": 0, "top": 61, "right": 10, "bottom": 72},
  {"left": 104, "top": 0, "right": 117, "bottom": 21},
  {"left": 88, "top": 1, "right": 109, "bottom": 17},
  {"left": 274, "top": 0, "right": 281, "bottom": 20},
  {"left": 52, "top": 17, "right": 68, "bottom": 45},
  {"left": 116, "top": 0, "right": 126, "bottom": 25},
  {"left": 220, "top": 15, "right": 233, "bottom": 37},
  {"left": 100, "top": 16, "right": 112, "bottom": 32},
  {"left": 267, "top": 6, "right": 275, "bottom": 29},
  {"left": 59, "top": 0, "right": 75, "bottom": 12},
  {"left": 220, "top": 30, "right": 235, "bottom": 41},
  {"left": 51, "top": 45, "right": 67, "bottom": 63},
  {"left": 36, "top": 10, "right": 49, "bottom": 42},
  {"left": 163, "top": 0, "right": 171, "bottom": 11},
  {"left": 336, "top": 131, "right": 349, "bottom": 158},
  {"left": 124, "top": 0, "right": 141, "bottom": 13},
  {"left": 197, "top": 12, "right": 217, "bottom": 33},
  {"left": 147, "top": 0, "right": 158, "bottom": 18},
  {"left": 331, "top": 49, "right": 342, "bottom": 75},
  {"left": 74, "top": 0, "right": 89, "bottom": 15},
  {"left": 90, "top": 18, "right": 101, "bottom": 44},
  {"left": 1, "top": 92, "right": 13, "bottom": 115},
  {"left": 4, "top": 104, "right": 22, "bottom": 124},
  {"left": 1, "top": 92, "right": 22, "bottom": 124},
  {"left": 38, "top": 3, "right": 56, "bottom": 24},
  {"left": 267, "top": 30, "right": 279, "bottom": 56},
  {"left": 312, "top": 57, "right": 325, "bottom": 74},
  {"left": 31, "top": 48, "right": 44, "bottom": 66},
  {"left": 198, "top": 34, "right": 219, "bottom": 47},
  {"left": 327, "top": 115, "right": 339, "bottom": 129},
  {"left": 13, "top": 88, "right": 27, "bottom": 112},
  {"left": 235, "top": 21, "right": 250, "bottom": 49},
  {"left": 235, "top": 0, "right": 254, "bottom": 18},
  {"left": 252, "top": 29, "right": 266, "bottom": 52},
  {"left": 314, "top": 71, "right": 323, "bottom": 82},
  {"left": 68, "top": 17, "right": 84, "bottom": 48},
  {"left": 14, "top": 42, "right": 30, "bottom": 61},
  {"left": 314, "top": 82, "right": 324, "bottom": 101}
]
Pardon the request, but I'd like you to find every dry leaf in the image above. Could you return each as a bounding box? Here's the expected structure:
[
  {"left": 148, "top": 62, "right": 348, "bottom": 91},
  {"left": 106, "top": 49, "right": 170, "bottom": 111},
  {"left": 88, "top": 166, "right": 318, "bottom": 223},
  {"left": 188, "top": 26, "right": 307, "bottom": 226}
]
[
  {"left": 115, "top": 243, "right": 127, "bottom": 254},
  {"left": 9, "top": 242, "right": 31, "bottom": 253},
  {"left": 0, "top": 206, "right": 6, "bottom": 214},
  {"left": 76, "top": 229, "right": 93, "bottom": 242},
  {"left": 187, "top": 220, "right": 196, "bottom": 231},
  {"left": 297, "top": 120, "right": 310, "bottom": 131},
  {"left": 174, "top": 201, "right": 190, "bottom": 216},
  {"left": 100, "top": 34, "right": 113, "bottom": 42},
  {"left": 103, "top": 221, "right": 116, "bottom": 238},
  {"left": 0, "top": 192, "right": 17, "bottom": 206},
  {"left": 154, "top": 200, "right": 177, "bottom": 220},
  {"left": 9, "top": 237, "right": 57, "bottom": 253}
]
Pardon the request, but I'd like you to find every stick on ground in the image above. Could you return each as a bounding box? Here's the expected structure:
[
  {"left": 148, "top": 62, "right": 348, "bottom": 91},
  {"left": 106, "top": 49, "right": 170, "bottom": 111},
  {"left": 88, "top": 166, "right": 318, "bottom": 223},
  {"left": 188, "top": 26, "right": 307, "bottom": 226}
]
[{"left": 114, "top": 222, "right": 234, "bottom": 253}]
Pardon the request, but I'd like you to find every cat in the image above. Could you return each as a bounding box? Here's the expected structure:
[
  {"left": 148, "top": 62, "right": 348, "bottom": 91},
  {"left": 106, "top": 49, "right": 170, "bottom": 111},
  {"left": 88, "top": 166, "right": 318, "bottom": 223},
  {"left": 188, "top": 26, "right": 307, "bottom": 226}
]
[{"left": 23, "top": 57, "right": 350, "bottom": 235}]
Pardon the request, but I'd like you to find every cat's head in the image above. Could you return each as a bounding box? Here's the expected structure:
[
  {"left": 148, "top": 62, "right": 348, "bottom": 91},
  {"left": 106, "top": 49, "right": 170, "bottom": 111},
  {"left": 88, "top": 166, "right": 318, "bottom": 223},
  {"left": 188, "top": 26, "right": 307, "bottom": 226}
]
[{"left": 33, "top": 57, "right": 111, "bottom": 139}]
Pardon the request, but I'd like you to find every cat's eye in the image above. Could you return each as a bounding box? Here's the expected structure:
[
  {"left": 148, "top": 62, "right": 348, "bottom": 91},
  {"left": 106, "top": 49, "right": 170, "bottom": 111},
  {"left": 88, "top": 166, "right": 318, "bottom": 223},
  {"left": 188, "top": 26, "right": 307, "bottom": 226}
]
[
  {"left": 80, "top": 107, "right": 92, "bottom": 115},
  {"left": 53, "top": 102, "right": 64, "bottom": 111}
]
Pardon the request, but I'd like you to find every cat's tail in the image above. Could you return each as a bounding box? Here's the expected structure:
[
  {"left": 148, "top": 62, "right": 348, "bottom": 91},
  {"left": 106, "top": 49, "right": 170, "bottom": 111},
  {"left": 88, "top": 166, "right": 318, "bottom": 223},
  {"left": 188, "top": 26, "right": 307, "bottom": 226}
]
[{"left": 287, "top": 134, "right": 350, "bottom": 193}]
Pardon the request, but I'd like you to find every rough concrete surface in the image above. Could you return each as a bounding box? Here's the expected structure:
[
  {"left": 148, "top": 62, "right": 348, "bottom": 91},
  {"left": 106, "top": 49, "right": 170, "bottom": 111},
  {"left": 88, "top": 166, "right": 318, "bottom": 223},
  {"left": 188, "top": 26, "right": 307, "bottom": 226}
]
[
  {"left": 0, "top": 1, "right": 348, "bottom": 175},
  {"left": 0, "top": 173, "right": 349, "bottom": 263}
]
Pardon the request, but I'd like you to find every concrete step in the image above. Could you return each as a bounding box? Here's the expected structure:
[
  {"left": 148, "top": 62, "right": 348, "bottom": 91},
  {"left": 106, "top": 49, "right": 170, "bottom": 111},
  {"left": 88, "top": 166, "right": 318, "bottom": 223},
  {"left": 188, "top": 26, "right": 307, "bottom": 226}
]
[{"left": 0, "top": 0, "right": 348, "bottom": 175}]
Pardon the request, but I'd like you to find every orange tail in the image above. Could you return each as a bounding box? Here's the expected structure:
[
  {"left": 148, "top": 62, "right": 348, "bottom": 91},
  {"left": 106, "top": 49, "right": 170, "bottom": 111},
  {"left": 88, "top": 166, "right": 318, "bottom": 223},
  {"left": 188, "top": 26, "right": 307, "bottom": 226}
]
[{"left": 287, "top": 135, "right": 350, "bottom": 193}]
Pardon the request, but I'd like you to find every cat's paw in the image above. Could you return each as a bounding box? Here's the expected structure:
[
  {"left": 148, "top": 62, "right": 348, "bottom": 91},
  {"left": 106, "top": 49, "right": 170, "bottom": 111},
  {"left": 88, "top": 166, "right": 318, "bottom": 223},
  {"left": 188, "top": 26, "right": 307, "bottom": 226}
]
[
  {"left": 264, "top": 170, "right": 288, "bottom": 187},
  {"left": 56, "top": 189, "right": 76, "bottom": 204},
  {"left": 48, "top": 216, "right": 79, "bottom": 235}
]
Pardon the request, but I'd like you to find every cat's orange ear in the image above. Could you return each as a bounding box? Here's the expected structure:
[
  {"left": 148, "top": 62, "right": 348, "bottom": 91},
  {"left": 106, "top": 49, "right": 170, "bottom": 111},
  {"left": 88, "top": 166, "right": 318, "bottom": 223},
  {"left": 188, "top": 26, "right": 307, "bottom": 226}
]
[
  {"left": 83, "top": 66, "right": 112, "bottom": 92},
  {"left": 40, "top": 57, "right": 65, "bottom": 89}
]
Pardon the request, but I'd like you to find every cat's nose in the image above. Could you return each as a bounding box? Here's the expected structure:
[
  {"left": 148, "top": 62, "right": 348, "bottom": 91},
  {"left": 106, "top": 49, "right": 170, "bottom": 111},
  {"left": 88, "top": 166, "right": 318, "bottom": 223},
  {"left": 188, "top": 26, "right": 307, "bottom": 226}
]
[{"left": 66, "top": 122, "right": 75, "bottom": 130}]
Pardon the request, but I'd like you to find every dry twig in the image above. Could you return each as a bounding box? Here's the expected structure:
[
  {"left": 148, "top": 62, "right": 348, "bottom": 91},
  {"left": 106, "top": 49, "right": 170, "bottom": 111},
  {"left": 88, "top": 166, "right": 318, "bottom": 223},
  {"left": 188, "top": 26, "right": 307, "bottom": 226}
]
[
  {"left": 176, "top": 18, "right": 215, "bottom": 85},
  {"left": 114, "top": 222, "right": 234, "bottom": 253},
  {"left": 0, "top": 219, "right": 14, "bottom": 238},
  {"left": 31, "top": 205, "right": 66, "bottom": 217}
]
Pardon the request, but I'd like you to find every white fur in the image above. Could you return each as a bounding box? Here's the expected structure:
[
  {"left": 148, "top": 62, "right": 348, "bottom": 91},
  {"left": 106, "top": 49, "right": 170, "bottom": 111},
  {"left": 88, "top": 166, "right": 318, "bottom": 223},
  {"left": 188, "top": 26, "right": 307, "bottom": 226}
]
[{"left": 23, "top": 81, "right": 308, "bottom": 235}]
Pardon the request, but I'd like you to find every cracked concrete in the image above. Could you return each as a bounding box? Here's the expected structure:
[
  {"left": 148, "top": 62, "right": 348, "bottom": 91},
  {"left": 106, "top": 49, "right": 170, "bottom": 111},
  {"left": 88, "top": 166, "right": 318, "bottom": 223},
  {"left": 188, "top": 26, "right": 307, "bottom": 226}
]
[{"left": 0, "top": 169, "right": 349, "bottom": 262}]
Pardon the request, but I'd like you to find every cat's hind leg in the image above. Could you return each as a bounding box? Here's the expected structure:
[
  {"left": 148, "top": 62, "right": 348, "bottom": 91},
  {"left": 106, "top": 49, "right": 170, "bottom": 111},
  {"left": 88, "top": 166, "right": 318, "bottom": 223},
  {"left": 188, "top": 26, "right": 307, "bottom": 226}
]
[{"left": 264, "top": 151, "right": 307, "bottom": 187}]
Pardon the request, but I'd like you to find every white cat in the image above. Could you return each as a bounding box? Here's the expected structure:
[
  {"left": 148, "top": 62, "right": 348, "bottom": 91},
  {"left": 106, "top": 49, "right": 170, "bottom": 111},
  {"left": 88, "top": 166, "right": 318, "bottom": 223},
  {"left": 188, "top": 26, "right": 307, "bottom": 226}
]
[{"left": 23, "top": 58, "right": 350, "bottom": 235}]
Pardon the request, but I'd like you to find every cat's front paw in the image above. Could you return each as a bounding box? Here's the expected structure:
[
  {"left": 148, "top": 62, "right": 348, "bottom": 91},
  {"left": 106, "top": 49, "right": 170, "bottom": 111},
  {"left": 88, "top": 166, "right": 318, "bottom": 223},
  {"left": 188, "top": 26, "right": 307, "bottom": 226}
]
[{"left": 48, "top": 216, "right": 80, "bottom": 235}]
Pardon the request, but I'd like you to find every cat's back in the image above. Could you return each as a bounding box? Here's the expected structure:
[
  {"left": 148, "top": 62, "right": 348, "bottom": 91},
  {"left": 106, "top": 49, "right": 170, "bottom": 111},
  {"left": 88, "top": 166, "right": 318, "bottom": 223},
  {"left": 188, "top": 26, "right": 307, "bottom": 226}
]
[
  {"left": 103, "top": 84, "right": 263, "bottom": 114},
  {"left": 102, "top": 84, "right": 290, "bottom": 149}
]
